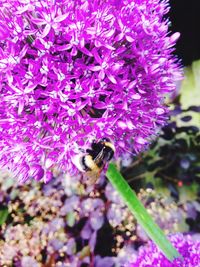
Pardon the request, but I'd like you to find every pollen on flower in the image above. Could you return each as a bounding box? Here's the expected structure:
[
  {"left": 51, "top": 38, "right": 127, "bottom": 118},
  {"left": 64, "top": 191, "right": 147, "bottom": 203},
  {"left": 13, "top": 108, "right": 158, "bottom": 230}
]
[{"left": 0, "top": 0, "right": 182, "bottom": 182}]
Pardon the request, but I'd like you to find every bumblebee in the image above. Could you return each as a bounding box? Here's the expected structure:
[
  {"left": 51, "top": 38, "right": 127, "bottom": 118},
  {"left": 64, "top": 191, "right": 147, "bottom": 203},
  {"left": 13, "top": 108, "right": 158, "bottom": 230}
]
[{"left": 74, "top": 138, "right": 115, "bottom": 184}]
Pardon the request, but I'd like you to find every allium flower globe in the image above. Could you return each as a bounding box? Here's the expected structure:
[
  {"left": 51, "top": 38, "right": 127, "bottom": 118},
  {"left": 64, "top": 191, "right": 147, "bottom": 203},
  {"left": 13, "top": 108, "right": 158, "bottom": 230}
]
[
  {"left": 129, "top": 233, "right": 200, "bottom": 267},
  {"left": 0, "top": 0, "right": 182, "bottom": 182}
]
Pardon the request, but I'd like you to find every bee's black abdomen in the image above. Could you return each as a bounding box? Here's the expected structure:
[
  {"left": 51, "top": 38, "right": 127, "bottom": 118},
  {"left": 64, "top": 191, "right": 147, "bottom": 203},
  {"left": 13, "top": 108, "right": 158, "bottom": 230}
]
[{"left": 103, "top": 147, "right": 114, "bottom": 161}]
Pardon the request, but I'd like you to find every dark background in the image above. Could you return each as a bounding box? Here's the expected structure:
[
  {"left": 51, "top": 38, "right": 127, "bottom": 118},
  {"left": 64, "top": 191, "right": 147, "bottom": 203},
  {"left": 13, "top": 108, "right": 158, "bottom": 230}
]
[{"left": 169, "top": 0, "right": 200, "bottom": 66}]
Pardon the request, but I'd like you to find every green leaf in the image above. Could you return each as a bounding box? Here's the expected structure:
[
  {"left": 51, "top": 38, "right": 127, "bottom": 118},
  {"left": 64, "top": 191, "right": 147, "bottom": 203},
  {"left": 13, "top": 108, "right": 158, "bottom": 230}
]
[
  {"left": 106, "top": 163, "right": 183, "bottom": 262},
  {"left": 0, "top": 206, "right": 9, "bottom": 226},
  {"left": 180, "top": 60, "right": 200, "bottom": 108},
  {"left": 179, "top": 60, "right": 200, "bottom": 127},
  {"left": 79, "top": 245, "right": 90, "bottom": 260},
  {"left": 178, "top": 182, "right": 199, "bottom": 202},
  {"left": 66, "top": 211, "right": 76, "bottom": 227}
]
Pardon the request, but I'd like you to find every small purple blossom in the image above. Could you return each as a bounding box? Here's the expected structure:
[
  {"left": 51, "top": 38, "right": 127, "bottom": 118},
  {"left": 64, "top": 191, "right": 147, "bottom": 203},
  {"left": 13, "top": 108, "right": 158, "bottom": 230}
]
[
  {"left": 129, "top": 233, "right": 200, "bottom": 267},
  {"left": 1, "top": 171, "right": 198, "bottom": 266},
  {"left": 0, "top": 0, "right": 182, "bottom": 182}
]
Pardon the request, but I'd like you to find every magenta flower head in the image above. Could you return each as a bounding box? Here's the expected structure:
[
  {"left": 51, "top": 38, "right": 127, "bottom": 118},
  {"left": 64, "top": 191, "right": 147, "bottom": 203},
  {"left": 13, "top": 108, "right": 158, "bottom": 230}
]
[
  {"left": 0, "top": 0, "right": 182, "bottom": 182},
  {"left": 129, "top": 233, "right": 200, "bottom": 267}
]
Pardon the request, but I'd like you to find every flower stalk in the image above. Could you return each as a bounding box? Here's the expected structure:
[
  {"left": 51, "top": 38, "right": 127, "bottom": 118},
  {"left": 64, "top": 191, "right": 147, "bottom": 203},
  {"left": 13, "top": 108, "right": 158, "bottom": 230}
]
[{"left": 106, "top": 163, "right": 182, "bottom": 262}]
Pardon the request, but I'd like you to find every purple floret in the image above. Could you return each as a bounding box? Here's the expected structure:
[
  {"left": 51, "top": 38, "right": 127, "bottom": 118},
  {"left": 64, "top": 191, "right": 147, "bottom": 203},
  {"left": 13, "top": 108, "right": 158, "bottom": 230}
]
[{"left": 130, "top": 233, "right": 200, "bottom": 267}]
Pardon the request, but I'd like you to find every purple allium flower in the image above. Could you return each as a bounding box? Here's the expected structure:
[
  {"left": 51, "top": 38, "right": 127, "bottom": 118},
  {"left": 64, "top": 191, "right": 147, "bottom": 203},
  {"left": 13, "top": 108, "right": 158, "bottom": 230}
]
[
  {"left": 21, "top": 256, "right": 39, "bottom": 267},
  {"left": 129, "top": 233, "right": 200, "bottom": 267},
  {"left": 0, "top": 0, "right": 182, "bottom": 182}
]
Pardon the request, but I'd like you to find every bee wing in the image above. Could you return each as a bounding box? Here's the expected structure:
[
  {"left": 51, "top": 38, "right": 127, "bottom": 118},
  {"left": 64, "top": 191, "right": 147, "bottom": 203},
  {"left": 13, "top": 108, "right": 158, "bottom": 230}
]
[
  {"left": 85, "top": 166, "right": 104, "bottom": 185},
  {"left": 93, "top": 148, "right": 105, "bottom": 163}
]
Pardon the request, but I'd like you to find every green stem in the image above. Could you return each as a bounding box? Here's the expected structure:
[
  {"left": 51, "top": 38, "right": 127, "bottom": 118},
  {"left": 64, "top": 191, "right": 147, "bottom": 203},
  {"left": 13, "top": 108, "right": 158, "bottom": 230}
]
[{"left": 106, "top": 163, "right": 182, "bottom": 262}]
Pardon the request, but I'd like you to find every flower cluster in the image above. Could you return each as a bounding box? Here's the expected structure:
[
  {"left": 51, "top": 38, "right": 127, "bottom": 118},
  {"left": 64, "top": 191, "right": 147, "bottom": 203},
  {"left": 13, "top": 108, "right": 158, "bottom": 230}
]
[
  {"left": 0, "top": 0, "right": 182, "bottom": 182},
  {"left": 129, "top": 233, "right": 200, "bottom": 267},
  {"left": 0, "top": 171, "right": 190, "bottom": 266}
]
